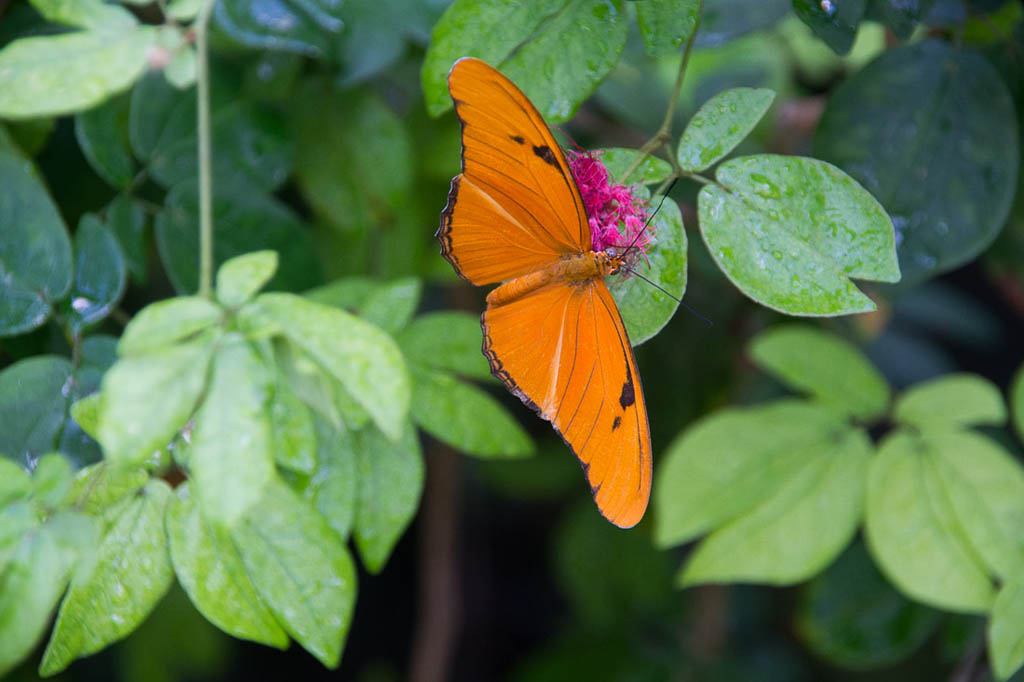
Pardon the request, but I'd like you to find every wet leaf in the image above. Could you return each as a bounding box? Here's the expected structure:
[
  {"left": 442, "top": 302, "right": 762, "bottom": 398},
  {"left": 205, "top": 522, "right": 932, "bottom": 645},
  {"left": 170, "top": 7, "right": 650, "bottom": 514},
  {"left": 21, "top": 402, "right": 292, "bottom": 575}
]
[
  {"left": 66, "top": 214, "right": 126, "bottom": 334},
  {"left": 214, "top": 0, "right": 343, "bottom": 57},
  {"left": 677, "top": 88, "right": 775, "bottom": 173},
  {"left": 0, "top": 357, "right": 72, "bottom": 468},
  {"left": 74, "top": 92, "right": 135, "bottom": 189},
  {"left": 792, "top": 0, "right": 867, "bottom": 54},
  {"left": 216, "top": 251, "right": 279, "bottom": 308},
  {"left": 636, "top": 0, "right": 700, "bottom": 57},
  {"left": 118, "top": 296, "right": 222, "bottom": 356},
  {"left": 893, "top": 373, "right": 1006, "bottom": 430}
]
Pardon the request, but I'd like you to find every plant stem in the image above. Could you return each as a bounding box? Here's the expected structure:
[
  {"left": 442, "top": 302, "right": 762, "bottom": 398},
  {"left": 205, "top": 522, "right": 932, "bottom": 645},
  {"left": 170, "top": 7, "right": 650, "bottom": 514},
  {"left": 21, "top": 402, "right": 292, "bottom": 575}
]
[
  {"left": 621, "top": 0, "right": 704, "bottom": 183},
  {"left": 195, "top": 0, "right": 216, "bottom": 299}
]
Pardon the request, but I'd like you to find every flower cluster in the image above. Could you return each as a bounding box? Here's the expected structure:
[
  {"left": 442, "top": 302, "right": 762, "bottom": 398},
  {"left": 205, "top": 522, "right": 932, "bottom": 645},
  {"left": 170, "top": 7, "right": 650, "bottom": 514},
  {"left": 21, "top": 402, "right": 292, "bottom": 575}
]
[{"left": 567, "top": 150, "right": 652, "bottom": 267}]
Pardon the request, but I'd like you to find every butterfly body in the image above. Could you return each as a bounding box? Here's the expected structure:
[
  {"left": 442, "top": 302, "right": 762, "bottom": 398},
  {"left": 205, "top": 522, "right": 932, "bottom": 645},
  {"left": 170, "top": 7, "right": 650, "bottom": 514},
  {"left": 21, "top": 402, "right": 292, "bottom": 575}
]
[{"left": 437, "top": 57, "right": 651, "bottom": 528}]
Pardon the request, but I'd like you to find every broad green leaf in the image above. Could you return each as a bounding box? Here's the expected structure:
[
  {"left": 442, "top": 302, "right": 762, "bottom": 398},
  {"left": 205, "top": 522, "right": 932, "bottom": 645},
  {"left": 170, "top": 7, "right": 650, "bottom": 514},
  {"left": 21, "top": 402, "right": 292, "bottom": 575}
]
[
  {"left": 214, "top": 0, "right": 343, "bottom": 57},
  {"left": 69, "top": 462, "right": 148, "bottom": 515},
  {"left": 865, "top": 431, "right": 994, "bottom": 613},
  {"left": 815, "top": 40, "right": 1018, "bottom": 285},
  {"left": 118, "top": 296, "right": 222, "bottom": 356},
  {"left": 270, "top": 382, "right": 317, "bottom": 475},
  {"left": 423, "top": 0, "right": 628, "bottom": 122},
  {"left": 795, "top": 541, "right": 940, "bottom": 670},
  {"left": 699, "top": 155, "right": 900, "bottom": 315},
  {"left": 40, "top": 480, "right": 174, "bottom": 675},
  {"left": 165, "top": 485, "right": 288, "bottom": 648},
  {"left": 0, "top": 356, "right": 72, "bottom": 466},
  {"left": 305, "top": 276, "right": 382, "bottom": 311},
  {"left": 397, "top": 312, "right": 492, "bottom": 381},
  {"left": 792, "top": 0, "right": 867, "bottom": 54},
  {"left": 190, "top": 337, "right": 274, "bottom": 527},
  {"left": 636, "top": 0, "right": 700, "bottom": 57},
  {"left": 0, "top": 502, "right": 37, "bottom": 571},
  {"left": 610, "top": 195, "right": 687, "bottom": 345},
  {"left": 748, "top": 325, "right": 889, "bottom": 419},
  {"left": 600, "top": 147, "right": 673, "bottom": 185},
  {"left": 0, "top": 151, "right": 72, "bottom": 336},
  {"left": 272, "top": 339, "right": 343, "bottom": 428},
  {"left": 232, "top": 479, "right": 356, "bottom": 668},
  {"left": 359, "top": 278, "right": 423, "bottom": 335},
  {"left": 128, "top": 71, "right": 192, "bottom": 161},
  {"left": 297, "top": 416, "right": 357, "bottom": 543},
  {"left": 28, "top": 0, "right": 136, "bottom": 29},
  {"left": 0, "top": 460, "right": 31, "bottom": 507},
  {"left": 74, "top": 92, "right": 135, "bottom": 189},
  {"left": 677, "top": 88, "right": 775, "bottom": 172},
  {"left": 864, "top": 0, "right": 935, "bottom": 38},
  {"left": 252, "top": 293, "right": 410, "bottom": 441},
  {"left": 0, "top": 27, "right": 157, "bottom": 119},
  {"left": 66, "top": 213, "right": 127, "bottom": 333},
  {"left": 0, "top": 524, "right": 76, "bottom": 677},
  {"left": 679, "top": 425, "right": 870, "bottom": 586},
  {"left": 894, "top": 373, "right": 1006, "bottom": 430},
  {"left": 1014, "top": 364, "right": 1024, "bottom": 444},
  {"left": 32, "top": 454, "right": 72, "bottom": 509},
  {"left": 155, "top": 180, "right": 320, "bottom": 295},
  {"left": 105, "top": 194, "right": 147, "bottom": 283},
  {"left": 990, "top": 577, "right": 1024, "bottom": 681},
  {"left": 97, "top": 336, "right": 215, "bottom": 465},
  {"left": 353, "top": 422, "right": 423, "bottom": 573},
  {"left": 410, "top": 365, "right": 533, "bottom": 458},
  {"left": 216, "top": 251, "right": 279, "bottom": 308}
]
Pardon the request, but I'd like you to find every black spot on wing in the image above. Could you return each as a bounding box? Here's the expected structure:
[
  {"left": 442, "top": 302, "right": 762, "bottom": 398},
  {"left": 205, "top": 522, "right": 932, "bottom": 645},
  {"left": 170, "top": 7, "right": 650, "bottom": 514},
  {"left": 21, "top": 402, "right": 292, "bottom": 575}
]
[
  {"left": 619, "top": 364, "right": 635, "bottom": 409},
  {"left": 510, "top": 135, "right": 525, "bottom": 144},
  {"left": 612, "top": 416, "right": 621, "bottom": 431},
  {"left": 533, "top": 144, "right": 559, "bottom": 167}
]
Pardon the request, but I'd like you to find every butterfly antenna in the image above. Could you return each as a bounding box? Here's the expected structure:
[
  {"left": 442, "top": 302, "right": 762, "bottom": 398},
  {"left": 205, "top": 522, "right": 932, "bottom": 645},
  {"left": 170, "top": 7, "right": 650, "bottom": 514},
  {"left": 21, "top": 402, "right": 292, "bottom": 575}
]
[
  {"left": 623, "top": 178, "right": 679, "bottom": 255},
  {"left": 619, "top": 266, "right": 713, "bottom": 327}
]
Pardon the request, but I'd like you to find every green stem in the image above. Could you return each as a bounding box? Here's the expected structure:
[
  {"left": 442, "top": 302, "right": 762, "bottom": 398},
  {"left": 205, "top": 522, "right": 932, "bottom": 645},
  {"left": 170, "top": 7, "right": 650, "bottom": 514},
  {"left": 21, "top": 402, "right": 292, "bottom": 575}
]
[
  {"left": 621, "top": 0, "right": 704, "bottom": 183},
  {"left": 195, "top": 0, "right": 216, "bottom": 299}
]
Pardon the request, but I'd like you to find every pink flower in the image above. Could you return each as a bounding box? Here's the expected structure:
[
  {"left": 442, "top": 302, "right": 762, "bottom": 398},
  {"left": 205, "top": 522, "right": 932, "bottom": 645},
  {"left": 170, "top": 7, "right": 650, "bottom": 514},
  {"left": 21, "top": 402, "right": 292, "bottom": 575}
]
[{"left": 567, "top": 150, "right": 652, "bottom": 268}]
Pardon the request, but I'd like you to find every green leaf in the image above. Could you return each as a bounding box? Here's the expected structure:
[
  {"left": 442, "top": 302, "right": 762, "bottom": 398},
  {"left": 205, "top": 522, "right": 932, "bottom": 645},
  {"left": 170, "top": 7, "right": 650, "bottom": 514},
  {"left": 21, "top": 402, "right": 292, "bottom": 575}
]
[
  {"left": 864, "top": 0, "right": 935, "bottom": 38},
  {"left": 0, "top": 502, "right": 37, "bottom": 571},
  {"left": 0, "top": 150, "right": 72, "bottom": 336},
  {"left": 815, "top": 40, "right": 1018, "bottom": 285},
  {"left": 748, "top": 324, "right": 890, "bottom": 420},
  {"left": 155, "top": 179, "right": 320, "bottom": 295},
  {"left": 0, "top": 27, "right": 157, "bottom": 119},
  {"left": 164, "top": 46, "right": 197, "bottom": 89},
  {"left": 865, "top": 430, "right": 995, "bottom": 613},
  {"left": 32, "top": 453, "right": 72, "bottom": 509},
  {"left": 0, "top": 460, "right": 31, "bottom": 507},
  {"left": 410, "top": 365, "right": 533, "bottom": 458},
  {"left": 1013, "top": 364, "right": 1024, "bottom": 444},
  {"left": 231, "top": 479, "right": 356, "bottom": 668},
  {"left": 298, "top": 416, "right": 357, "bottom": 543},
  {"left": 0, "top": 523, "right": 76, "bottom": 677},
  {"left": 128, "top": 71, "right": 192, "bottom": 161},
  {"left": 698, "top": 155, "right": 900, "bottom": 315},
  {"left": 272, "top": 340, "right": 343, "bottom": 428},
  {"left": 251, "top": 293, "right": 411, "bottom": 441},
  {"left": 214, "top": 0, "right": 343, "bottom": 57},
  {"left": 397, "top": 312, "right": 492, "bottom": 381},
  {"left": 795, "top": 541, "right": 940, "bottom": 671},
  {"left": 352, "top": 422, "right": 423, "bottom": 573},
  {"left": 270, "top": 381, "right": 317, "bottom": 475},
  {"left": 894, "top": 373, "right": 1006, "bottom": 430},
  {"left": 679, "top": 424, "right": 870, "bottom": 586},
  {"left": 69, "top": 395, "right": 101, "bottom": 443},
  {"left": 190, "top": 337, "right": 274, "bottom": 527},
  {"left": 635, "top": 0, "right": 700, "bottom": 57},
  {"left": 165, "top": 484, "right": 289, "bottom": 648},
  {"left": 66, "top": 213, "right": 127, "bottom": 333},
  {"left": 610, "top": 195, "right": 687, "bottom": 345},
  {"left": 28, "top": 0, "right": 137, "bottom": 29},
  {"left": 600, "top": 147, "right": 673, "bottom": 185},
  {"left": 216, "top": 251, "right": 279, "bottom": 308},
  {"left": 119, "top": 296, "right": 222, "bottom": 356},
  {"left": 105, "top": 194, "right": 148, "bottom": 284},
  {"left": 40, "top": 480, "right": 174, "bottom": 675},
  {"left": 0, "top": 356, "right": 72, "bottom": 466},
  {"left": 167, "top": 0, "right": 202, "bottom": 21},
  {"left": 990, "top": 577, "right": 1024, "bottom": 681},
  {"left": 74, "top": 92, "right": 135, "bottom": 189},
  {"left": 335, "top": 0, "right": 409, "bottom": 86},
  {"left": 423, "top": 0, "right": 628, "bottom": 122},
  {"left": 696, "top": 0, "right": 791, "bottom": 46},
  {"left": 677, "top": 88, "right": 775, "bottom": 172},
  {"left": 655, "top": 400, "right": 849, "bottom": 548},
  {"left": 358, "top": 277, "right": 422, "bottom": 335},
  {"left": 97, "top": 336, "right": 215, "bottom": 465},
  {"left": 792, "top": 0, "right": 867, "bottom": 54},
  {"left": 68, "top": 462, "right": 148, "bottom": 515}
]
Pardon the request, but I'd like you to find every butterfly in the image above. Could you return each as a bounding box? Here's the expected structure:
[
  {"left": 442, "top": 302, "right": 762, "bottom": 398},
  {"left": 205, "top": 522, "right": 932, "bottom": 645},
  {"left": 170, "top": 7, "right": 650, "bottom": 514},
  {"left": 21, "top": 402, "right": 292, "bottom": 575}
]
[{"left": 436, "top": 57, "right": 652, "bottom": 528}]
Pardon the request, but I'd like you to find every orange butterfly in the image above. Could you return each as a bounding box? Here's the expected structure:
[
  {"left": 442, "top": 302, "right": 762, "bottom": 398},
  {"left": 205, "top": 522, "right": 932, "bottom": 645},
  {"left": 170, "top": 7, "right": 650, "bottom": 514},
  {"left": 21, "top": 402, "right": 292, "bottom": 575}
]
[{"left": 436, "top": 57, "right": 651, "bottom": 528}]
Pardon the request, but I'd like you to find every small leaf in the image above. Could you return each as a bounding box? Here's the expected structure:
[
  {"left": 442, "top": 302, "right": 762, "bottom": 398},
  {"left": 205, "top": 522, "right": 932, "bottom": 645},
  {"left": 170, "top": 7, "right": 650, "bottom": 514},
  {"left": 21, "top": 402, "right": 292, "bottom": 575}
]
[
  {"left": 66, "top": 213, "right": 127, "bottom": 333},
  {"left": 697, "top": 0, "right": 791, "bottom": 46},
  {"left": 358, "top": 277, "right": 422, "bottom": 335},
  {"left": 353, "top": 422, "right": 423, "bottom": 573},
  {"left": 0, "top": 27, "right": 157, "bottom": 119},
  {"left": 636, "top": 0, "right": 700, "bottom": 57},
  {"left": 167, "top": 0, "right": 202, "bottom": 21},
  {"left": 40, "top": 480, "right": 174, "bottom": 675},
  {"left": 792, "top": 0, "right": 867, "bottom": 54},
  {"left": 0, "top": 460, "right": 31, "bottom": 507},
  {"left": 98, "top": 336, "right": 215, "bottom": 465},
  {"left": 600, "top": 147, "right": 673, "bottom": 185},
  {"left": 865, "top": 430, "right": 994, "bottom": 613},
  {"left": 864, "top": 0, "right": 935, "bottom": 39},
  {"left": 164, "top": 46, "right": 197, "bottom": 89},
  {"left": 68, "top": 462, "right": 148, "bottom": 515},
  {"left": 0, "top": 356, "right": 72, "bottom": 467},
  {"left": 748, "top": 324, "right": 890, "bottom": 420},
  {"left": 216, "top": 250, "right": 279, "bottom": 308},
  {"left": 213, "top": 0, "right": 343, "bottom": 57},
  {"left": 27, "top": 0, "right": 137, "bottom": 29},
  {"left": 165, "top": 484, "right": 289, "bottom": 648},
  {"left": 190, "top": 337, "right": 275, "bottom": 527},
  {"left": 0, "top": 502, "right": 37, "bottom": 570},
  {"left": 69, "top": 395, "right": 101, "bottom": 443},
  {"left": 74, "top": 92, "right": 135, "bottom": 189},
  {"left": 397, "top": 312, "right": 492, "bottom": 381},
  {"left": 252, "top": 293, "right": 411, "bottom": 441},
  {"left": 231, "top": 479, "right": 356, "bottom": 668},
  {"left": 699, "top": 155, "right": 900, "bottom": 315},
  {"left": 679, "top": 425, "right": 870, "bottom": 586},
  {"left": 894, "top": 373, "right": 1006, "bottom": 430},
  {"left": 32, "top": 454, "right": 72, "bottom": 509},
  {"left": 990, "top": 577, "right": 1024, "bottom": 681},
  {"left": 0, "top": 150, "right": 72, "bottom": 336},
  {"left": 410, "top": 365, "right": 533, "bottom": 458},
  {"left": 105, "top": 194, "right": 148, "bottom": 284},
  {"left": 118, "top": 296, "right": 223, "bottom": 356},
  {"left": 297, "top": 416, "right": 357, "bottom": 543},
  {"left": 677, "top": 88, "right": 775, "bottom": 172},
  {"left": 270, "top": 381, "right": 317, "bottom": 475}
]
